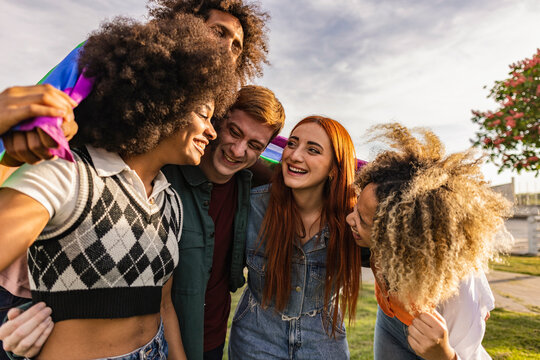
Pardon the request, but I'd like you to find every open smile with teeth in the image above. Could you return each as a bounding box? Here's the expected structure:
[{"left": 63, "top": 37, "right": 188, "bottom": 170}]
[
  {"left": 288, "top": 165, "right": 307, "bottom": 174},
  {"left": 193, "top": 139, "right": 207, "bottom": 153},
  {"left": 224, "top": 152, "right": 242, "bottom": 164}
]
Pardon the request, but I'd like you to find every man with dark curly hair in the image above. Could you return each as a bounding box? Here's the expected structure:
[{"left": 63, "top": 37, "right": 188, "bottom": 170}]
[{"left": 148, "top": 0, "right": 269, "bottom": 84}]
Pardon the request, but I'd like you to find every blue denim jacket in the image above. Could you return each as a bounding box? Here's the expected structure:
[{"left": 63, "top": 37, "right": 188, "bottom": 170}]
[{"left": 246, "top": 185, "right": 331, "bottom": 318}]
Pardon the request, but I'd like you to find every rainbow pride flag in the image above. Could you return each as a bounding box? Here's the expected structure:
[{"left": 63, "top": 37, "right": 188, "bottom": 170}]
[
  {"left": 261, "top": 135, "right": 367, "bottom": 169},
  {"left": 0, "top": 41, "right": 91, "bottom": 162}
]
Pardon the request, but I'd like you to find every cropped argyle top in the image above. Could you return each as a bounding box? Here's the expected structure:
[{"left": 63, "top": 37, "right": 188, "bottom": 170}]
[{"left": 27, "top": 148, "right": 181, "bottom": 321}]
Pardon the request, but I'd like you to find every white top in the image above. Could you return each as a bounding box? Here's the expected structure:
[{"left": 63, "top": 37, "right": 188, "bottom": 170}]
[
  {"left": 438, "top": 271, "right": 495, "bottom": 360},
  {"left": 1, "top": 146, "right": 171, "bottom": 230}
]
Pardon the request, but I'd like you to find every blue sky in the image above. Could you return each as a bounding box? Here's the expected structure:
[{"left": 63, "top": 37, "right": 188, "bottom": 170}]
[{"left": 1, "top": 0, "right": 539, "bottom": 190}]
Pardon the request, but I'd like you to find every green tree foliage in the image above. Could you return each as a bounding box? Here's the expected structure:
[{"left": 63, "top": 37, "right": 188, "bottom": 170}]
[{"left": 471, "top": 49, "right": 540, "bottom": 175}]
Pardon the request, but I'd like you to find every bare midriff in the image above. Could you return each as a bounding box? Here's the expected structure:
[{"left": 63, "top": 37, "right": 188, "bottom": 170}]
[{"left": 36, "top": 313, "right": 160, "bottom": 360}]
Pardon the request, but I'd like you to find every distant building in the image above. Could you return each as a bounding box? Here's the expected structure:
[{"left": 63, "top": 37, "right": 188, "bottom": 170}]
[
  {"left": 492, "top": 178, "right": 540, "bottom": 217},
  {"left": 492, "top": 178, "right": 515, "bottom": 203}
]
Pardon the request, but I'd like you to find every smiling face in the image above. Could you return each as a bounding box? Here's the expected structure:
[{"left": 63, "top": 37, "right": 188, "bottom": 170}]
[
  {"left": 281, "top": 123, "right": 335, "bottom": 192},
  {"left": 161, "top": 102, "right": 217, "bottom": 166},
  {"left": 346, "top": 183, "right": 378, "bottom": 247},
  {"left": 200, "top": 109, "right": 275, "bottom": 183},
  {"left": 206, "top": 9, "right": 244, "bottom": 64}
]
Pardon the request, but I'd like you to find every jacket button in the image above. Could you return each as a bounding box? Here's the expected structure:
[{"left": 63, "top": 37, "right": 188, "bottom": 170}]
[
  {"left": 210, "top": 232, "right": 215, "bottom": 237},
  {"left": 295, "top": 286, "right": 301, "bottom": 292},
  {"left": 203, "top": 200, "right": 209, "bottom": 207}
]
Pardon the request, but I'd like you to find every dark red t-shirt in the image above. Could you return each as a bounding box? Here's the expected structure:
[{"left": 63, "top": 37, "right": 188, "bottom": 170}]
[{"left": 203, "top": 176, "right": 237, "bottom": 351}]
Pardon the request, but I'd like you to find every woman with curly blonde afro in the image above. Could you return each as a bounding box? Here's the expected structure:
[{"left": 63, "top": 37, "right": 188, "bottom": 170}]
[{"left": 346, "top": 123, "right": 513, "bottom": 360}]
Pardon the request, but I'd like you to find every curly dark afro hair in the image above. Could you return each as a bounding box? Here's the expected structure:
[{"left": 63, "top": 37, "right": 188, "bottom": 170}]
[
  {"left": 147, "top": 0, "right": 269, "bottom": 84},
  {"left": 72, "top": 14, "right": 238, "bottom": 156}
]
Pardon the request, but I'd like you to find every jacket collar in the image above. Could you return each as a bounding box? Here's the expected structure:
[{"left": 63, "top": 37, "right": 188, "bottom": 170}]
[{"left": 180, "top": 165, "right": 252, "bottom": 187}]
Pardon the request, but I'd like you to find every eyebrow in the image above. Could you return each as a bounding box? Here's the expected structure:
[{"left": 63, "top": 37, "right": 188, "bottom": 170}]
[
  {"left": 307, "top": 141, "right": 323, "bottom": 148},
  {"left": 289, "top": 136, "right": 324, "bottom": 149}
]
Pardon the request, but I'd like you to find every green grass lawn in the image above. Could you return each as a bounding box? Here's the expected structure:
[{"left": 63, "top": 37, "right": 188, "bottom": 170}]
[
  {"left": 224, "top": 283, "right": 540, "bottom": 359},
  {"left": 490, "top": 255, "right": 540, "bottom": 276}
]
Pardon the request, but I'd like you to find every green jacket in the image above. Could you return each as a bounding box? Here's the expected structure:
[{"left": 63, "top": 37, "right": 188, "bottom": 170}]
[{"left": 162, "top": 165, "right": 252, "bottom": 360}]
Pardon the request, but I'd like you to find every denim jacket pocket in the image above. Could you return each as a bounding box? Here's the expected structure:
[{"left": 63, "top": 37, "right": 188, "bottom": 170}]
[
  {"left": 246, "top": 250, "right": 266, "bottom": 299},
  {"left": 246, "top": 249, "right": 265, "bottom": 275},
  {"left": 321, "top": 307, "right": 347, "bottom": 336},
  {"left": 232, "top": 288, "right": 254, "bottom": 323}
]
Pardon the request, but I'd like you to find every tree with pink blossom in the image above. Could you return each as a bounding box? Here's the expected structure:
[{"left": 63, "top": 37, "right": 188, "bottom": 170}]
[{"left": 471, "top": 48, "right": 540, "bottom": 175}]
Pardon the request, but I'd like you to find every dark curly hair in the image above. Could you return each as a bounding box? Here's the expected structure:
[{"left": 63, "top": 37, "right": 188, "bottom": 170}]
[
  {"left": 72, "top": 14, "right": 238, "bottom": 156},
  {"left": 147, "top": 0, "right": 269, "bottom": 83}
]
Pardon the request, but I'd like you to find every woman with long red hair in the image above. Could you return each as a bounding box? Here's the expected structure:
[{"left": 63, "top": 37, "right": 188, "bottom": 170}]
[{"left": 228, "top": 116, "right": 362, "bottom": 359}]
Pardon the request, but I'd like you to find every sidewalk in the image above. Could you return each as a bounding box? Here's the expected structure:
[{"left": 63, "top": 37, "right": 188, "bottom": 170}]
[
  {"left": 361, "top": 268, "right": 540, "bottom": 315},
  {"left": 486, "top": 270, "right": 540, "bottom": 314}
]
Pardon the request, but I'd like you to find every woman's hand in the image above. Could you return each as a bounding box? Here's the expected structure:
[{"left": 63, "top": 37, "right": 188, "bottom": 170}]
[
  {"left": 0, "top": 84, "right": 78, "bottom": 166},
  {"left": 408, "top": 311, "right": 457, "bottom": 360},
  {"left": 0, "top": 302, "right": 53, "bottom": 358}
]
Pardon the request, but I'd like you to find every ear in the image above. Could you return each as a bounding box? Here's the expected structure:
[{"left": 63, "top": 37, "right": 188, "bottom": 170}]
[{"left": 328, "top": 167, "right": 338, "bottom": 181}]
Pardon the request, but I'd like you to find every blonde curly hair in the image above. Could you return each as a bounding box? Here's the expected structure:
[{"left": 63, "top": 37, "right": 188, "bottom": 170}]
[{"left": 356, "top": 123, "right": 513, "bottom": 313}]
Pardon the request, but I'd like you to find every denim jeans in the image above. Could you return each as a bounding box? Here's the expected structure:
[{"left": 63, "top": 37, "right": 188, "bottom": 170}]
[
  {"left": 374, "top": 307, "right": 422, "bottom": 360},
  {"left": 228, "top": 287, "right": 349, "bottom": 360},
  {"left": 99, "top": 320, "right": 167, "bottom": 360},
  {"left": 0, "top": 287, "right": 31, "bottom": 360}
]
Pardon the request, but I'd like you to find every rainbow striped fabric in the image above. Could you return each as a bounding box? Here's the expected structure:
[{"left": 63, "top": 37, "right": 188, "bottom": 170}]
[
  {"left": 0, "top": 42, "right": 91, "bottom": 162},
  {"left": 260, "top": 135, "right": 367, "bottom": 169}
]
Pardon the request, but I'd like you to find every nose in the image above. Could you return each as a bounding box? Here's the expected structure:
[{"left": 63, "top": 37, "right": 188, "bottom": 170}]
[
  {"left": 219, "top": 37, "right": 235, "bottom": 61},
  {"left": 230, "top": 140, "right": 247, "bottom": 158},
  {"left": 288, "top": 148, "right": 303, "bottom": 163},
  {"left": 346, "top": 211, "right": 355, "bottom": 227},
  {"left": 204, "top": 120, "right": 217, "bottom": 141}
]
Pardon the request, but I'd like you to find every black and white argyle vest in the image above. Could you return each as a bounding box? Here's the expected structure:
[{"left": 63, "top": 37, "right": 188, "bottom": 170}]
[{"left": 27, "top": 147, "right": 181, "bottom": 322}]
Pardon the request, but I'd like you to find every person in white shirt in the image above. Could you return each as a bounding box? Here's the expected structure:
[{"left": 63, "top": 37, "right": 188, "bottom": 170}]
[{"left": 347, "top": 123, "right": 513, "bottom": 360}]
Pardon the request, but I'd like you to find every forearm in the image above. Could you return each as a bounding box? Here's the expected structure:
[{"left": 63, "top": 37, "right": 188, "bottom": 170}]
[{"left": 161, "top": 278, "right": 186, "bottom": 360}]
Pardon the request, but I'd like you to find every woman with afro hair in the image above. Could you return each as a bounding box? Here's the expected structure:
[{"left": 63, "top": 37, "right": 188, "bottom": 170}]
[
  {"left": 0, "top": 12, "right": 237, "bottom": 360},
  {"left": 347, "top": 123, "right": 513, "bottom": 360}
]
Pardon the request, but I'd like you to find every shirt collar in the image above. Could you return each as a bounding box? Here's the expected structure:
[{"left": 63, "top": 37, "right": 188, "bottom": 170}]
[
  {"left": 86, "top": 145, "right": 130, "bottom": 177},
  {"left": 180, "top": 165, "right": 253, "bottom": 187},
  {"left": 180, "top": 165, "right": 210, "bottom": 186},
  {"left": 86, "top": 146, "right": 170, "bottom": 197}
]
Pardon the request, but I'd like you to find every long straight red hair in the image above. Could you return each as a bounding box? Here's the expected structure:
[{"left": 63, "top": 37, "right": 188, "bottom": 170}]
[{"left": 259, "top": 116, "right": 362, "bottom": 332}]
